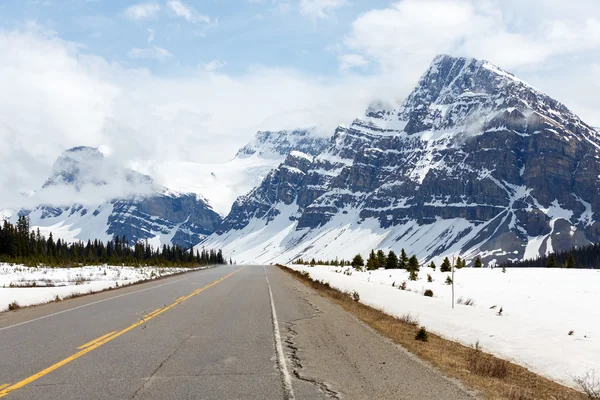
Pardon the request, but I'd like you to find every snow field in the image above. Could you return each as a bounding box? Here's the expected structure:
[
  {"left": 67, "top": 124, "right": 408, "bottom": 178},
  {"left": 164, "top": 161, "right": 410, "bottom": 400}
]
[
  {"left": 0, "top": 264, "right": 201, "bottom": 312},
  {"left": 289, "top": 264, "right": 600, "bottom": 388}
]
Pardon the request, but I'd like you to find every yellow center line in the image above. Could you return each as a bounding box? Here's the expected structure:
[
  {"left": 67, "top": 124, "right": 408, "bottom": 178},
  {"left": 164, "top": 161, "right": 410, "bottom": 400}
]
[
  {"left": 77, "top": 331, "right": 117, "bottom": 350},
  {"left": 0, "top": 386, "right": 8, "bottom": 391},
  {"left": 0, "top": 268, "right": 243, "bottom": 398},
  {"left": 144, "top": 307, "right": 164, "bottom": 318}
]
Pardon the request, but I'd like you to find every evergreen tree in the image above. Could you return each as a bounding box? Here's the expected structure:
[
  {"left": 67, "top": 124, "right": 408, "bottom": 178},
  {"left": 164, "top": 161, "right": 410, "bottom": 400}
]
[
  {"left": 474, "top": 257, "right": 483, "bottom": 268},
  {"left": 440, "top": 257, "right": 451, "bottom": 272},
  {"left": 407, "top": 255, "right": 420, "bottom": 272},
  {"left": 351, "top": 254, "right": 364, "bottom": 270},
  {"left": 399, "top": 248, "right": 408, "bottom": 270},
  {"left": 456, "top": 256, "right": 463, "bottom": 269},
  {"left": 376, "top": 250, "right": 386, "bottom": 270},
  {"left": 547, "top": 254, "right": 557, "bottom": 268},
  {"left": 428, "top": 261, "right": 436, "bottom": 270},
  {"left": 386, "top": 250, "right": 398, "bottom": 270},
  {"left": 566, "top": 253, "right": 575, "bottom": 269},
  {"left": 366, "top": 250, "right": 378, "bottom": 270}
]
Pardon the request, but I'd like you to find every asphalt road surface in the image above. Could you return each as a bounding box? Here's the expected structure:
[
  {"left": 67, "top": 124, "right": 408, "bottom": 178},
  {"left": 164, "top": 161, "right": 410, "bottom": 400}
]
[{"left": 0, "top": 265, "right": 475, "bottom": 399}]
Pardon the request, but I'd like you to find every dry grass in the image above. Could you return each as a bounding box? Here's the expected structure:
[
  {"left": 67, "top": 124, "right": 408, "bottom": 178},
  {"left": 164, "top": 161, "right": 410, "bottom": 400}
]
[{"left": 278, "top": 264, "right": 586, "bottom": 400}]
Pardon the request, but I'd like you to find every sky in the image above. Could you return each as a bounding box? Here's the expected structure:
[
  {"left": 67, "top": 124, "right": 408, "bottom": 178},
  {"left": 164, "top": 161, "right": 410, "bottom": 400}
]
[{"left": 1, "top": 0, "right": 600, "bottom": 207}]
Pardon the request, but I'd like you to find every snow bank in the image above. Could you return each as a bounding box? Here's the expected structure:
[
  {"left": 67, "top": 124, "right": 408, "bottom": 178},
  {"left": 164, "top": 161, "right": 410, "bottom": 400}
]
[
  {"left": 0, "top": 264, "right": 201, "bottom": 311},
  {"left": 289, "top": 264, "right": 600, "bottom": 388}
]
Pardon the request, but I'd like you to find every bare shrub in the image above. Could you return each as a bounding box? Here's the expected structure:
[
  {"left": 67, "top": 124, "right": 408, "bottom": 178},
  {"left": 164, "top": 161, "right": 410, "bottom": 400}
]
[
  {"left": 424, "top": 289, "right": 434, "bottom": 297},
  {"left": 468, "top": 349, "right": 508, "bottom": 379},
  {"left": 574, "top": 369, "right": 600, "bottom": 399},
  {"left": 350, "top": 290, "right": 360, "bottom": 302},
  {"left": 399, "top": 313, "right": 419, "bottom": 326},
  {"left": 8, "top": 301, "right": 20, "bottom": 311}
]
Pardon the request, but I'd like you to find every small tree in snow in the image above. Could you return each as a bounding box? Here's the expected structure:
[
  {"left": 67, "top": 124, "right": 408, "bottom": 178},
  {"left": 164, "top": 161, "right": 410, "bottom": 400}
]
[
  {"left": 399, "top": 248, "right": 408, "bottom": 270},
  {"left": 428, "top": 261, "right": 436, "bottom": 270},
  {"left": 386, "top": 250, "right": 398, "bottom": 270},
  {"left": 547, "top": 254, "right": 557, "bottom": 268},
  {"left": 351, "top": 254, "right": 364, "bottom": 270},
  {"left": 408, "top": 255, "right": 420, "bottom": 272},
  {"left": 440, "top": 257, "right": 452, "bottom": 272},
  {"left": 474, "top": 257, "right": 483, "bottom": 268}
]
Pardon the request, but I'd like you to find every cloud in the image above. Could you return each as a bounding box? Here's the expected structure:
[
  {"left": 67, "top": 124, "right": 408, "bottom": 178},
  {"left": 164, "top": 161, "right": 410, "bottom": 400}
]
[
  {"left": 341, "top": 0, "right": 600, "bottom": 119},
  {"left": 0, "top": 27, "right": 385, "bottom": 207},
  {"left": 299, "top": 0, "right": 346, "bottom": 19},
  {"left": 338, "top": 53, "right": 368, "bottom": 70},
  {"left": 166, "top": 0, "right": 214, "bottom": 24},
  {"left": 123, "top": 2, "right": 160, "bottom": 21},
  {"left": 344, "top": 0, "right": 600, "bottom": 72},
  {"left": 128, "top": 45, "right": 172, "bottom": 60},
  {"left": 202, "top": 59, "right": 227, "bottom": 72},
  {"left": 147, "top": 28, "right": 154, "bottom": 43}
]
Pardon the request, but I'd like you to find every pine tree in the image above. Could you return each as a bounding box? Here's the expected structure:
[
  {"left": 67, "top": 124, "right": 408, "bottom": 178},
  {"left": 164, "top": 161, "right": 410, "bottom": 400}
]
[
  {"left": 386, "top": 250, "right": 398, "bottom": 270},
  {"left": 366, "top": 250, "right": 377, "bottom": 270},
  {"left": 547, "top": 254, "right": 557, "bottom": 268},
  {"left": 376, "top": 250, "right": 386, "bottom": 270},
  {"left": 440, "top": 257, "right": 451, "bottom": 272},
  {"left": 474, "top": 257, "right": 482, "bottom": 268},
  {"left": 351, "top": 254, "right": 364, "bottom": 270},
  {"left": 566, "top": 253, "right": 575, "bottom": 269},
  {"left": 456, "top": 256, "right": 463, "bottom": 269},
  {"left": 399, "top": 248, "right": 408, "bottom": 270},
  {"left": 408, "top": 255, "right": 420, "bottom": 272},
  {"left": 428, "top": 261, "right": 436, "bottom": 270}
]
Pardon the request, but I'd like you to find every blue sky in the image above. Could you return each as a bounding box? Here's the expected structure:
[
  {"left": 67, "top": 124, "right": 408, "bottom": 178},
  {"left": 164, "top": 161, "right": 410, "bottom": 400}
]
[
  {"left": 1, "top": 0, "right": 600, "bottom": 203},
  {"left": 1, "top": 0, "right": 390, "bottom": 76}
]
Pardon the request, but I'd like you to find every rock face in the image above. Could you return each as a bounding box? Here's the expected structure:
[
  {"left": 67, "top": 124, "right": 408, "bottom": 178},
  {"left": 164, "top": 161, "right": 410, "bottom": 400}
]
[
  {"left": 205, "top": 55, "right": 600, "bottom": 265},
  {"left": 235, "top": 128, "right": 329, "bottom": 159},
  {"left": 12, "top": 147, "right": 222, "bottom": 248}
]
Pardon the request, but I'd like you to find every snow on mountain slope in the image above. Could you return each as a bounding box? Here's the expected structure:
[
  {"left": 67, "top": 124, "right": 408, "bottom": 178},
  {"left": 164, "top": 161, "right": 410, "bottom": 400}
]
[
  {"left": 2, "top": 147, "right": 222, "bottom": 248},
  {"left": 131, "top": 128, "right": 329, "bottom": 216},
  {"left": 203, "top": 55, "right": 600, "bottom": 265}
]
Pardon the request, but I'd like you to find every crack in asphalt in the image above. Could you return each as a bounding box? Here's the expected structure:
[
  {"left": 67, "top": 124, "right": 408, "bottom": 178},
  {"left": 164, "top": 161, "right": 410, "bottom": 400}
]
[
  {"left": 130, "top": 335, "right": 192, "bottom": 399},
  {"left": 284, "top": 290, "right": 341, "bottom": 399}
]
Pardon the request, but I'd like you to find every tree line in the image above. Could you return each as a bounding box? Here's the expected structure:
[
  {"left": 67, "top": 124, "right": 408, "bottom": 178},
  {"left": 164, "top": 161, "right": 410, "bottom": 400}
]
[
  {"left": 0, "top": 216, "right": 225, "bottom": 267},
  {"left": 296, "top": 249, "right": 485, "bottom": 272},
  {"left": 502, "top": 243, "right": 600, "bottom": 269}
]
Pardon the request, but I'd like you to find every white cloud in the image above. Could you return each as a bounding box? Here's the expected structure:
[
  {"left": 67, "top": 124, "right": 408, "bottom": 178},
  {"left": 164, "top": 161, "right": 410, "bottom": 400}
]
[
  {"left": 0, "top": 28, "right": 385, "bottom": 207},
  {"left": 147, "top": 28, "right": 154, "bottom": 43},
  {"left": 338, "top": 53, "right": 367, "bottom": 70},
  {"left": 166, "top": 0, "right": 213, "bottom": 24},
  {"left": 341, "top": 0, "right": 600, "bottom": 120},
  {"left": 123, "top": 2, "right": 160, "bottom": 21},
  {"left": 202, "top": 59, "right": 227, "bottom": 72},
  {"left": 128, "top": 46, "right": 172, "bottom": 60},
  {"left": 299, "top": 0, "right": 346, "bottom": 19}
]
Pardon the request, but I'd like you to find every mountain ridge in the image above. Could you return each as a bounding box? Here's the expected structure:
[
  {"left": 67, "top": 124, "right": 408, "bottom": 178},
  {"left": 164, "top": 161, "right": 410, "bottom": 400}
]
[{"left": 202, "top": 54, "right": 600, "bottom": 266}]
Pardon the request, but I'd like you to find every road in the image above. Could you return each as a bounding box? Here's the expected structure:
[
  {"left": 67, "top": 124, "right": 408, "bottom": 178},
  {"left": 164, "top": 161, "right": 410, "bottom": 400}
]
[{"left": 0, "top": 265, "right": 475, "bottom": 399}]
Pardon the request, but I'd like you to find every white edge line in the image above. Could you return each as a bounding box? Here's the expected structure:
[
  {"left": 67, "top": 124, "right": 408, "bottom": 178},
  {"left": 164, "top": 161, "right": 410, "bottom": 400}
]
[
  {"left": 264, "top": 266, "right": 295, "bottom": 400},
  {"left": 0, "top": 272, "right": 200, "bottom": 332}
]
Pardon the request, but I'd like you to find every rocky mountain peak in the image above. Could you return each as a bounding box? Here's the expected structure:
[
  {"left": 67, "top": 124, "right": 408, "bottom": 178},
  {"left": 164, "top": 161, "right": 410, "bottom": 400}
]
[
  {"left": 235, "top": 128, "right": 329, "bottom": 160},
  {"left": 43, "top": 146, "right": 152, "bottom": 190},
  {"left": 204, "top": 54, "right": 600, "bottom": 266}
]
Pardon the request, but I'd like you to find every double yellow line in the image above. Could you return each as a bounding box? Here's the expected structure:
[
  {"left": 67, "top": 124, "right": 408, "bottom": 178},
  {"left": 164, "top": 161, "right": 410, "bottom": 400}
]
[{"left": 0, "top": 268, "right": 243, "bottom": 398}]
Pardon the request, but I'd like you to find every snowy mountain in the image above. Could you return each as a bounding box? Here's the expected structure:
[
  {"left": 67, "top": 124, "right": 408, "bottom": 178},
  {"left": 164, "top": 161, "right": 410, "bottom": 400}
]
[
  {"left": 3, "top": 147, "right": 222, "bottom": 248},
  {"left": 131, "top": 128, "right": 329, "bottom": 216},
  {"left": 203, "top": 55, "right": 600, "bottom": 266}
]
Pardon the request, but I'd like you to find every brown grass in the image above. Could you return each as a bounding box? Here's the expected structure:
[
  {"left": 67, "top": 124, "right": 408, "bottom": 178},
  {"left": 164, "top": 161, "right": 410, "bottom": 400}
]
[{"left": 278, "top": 264, "right": 586, "bottom": 400}]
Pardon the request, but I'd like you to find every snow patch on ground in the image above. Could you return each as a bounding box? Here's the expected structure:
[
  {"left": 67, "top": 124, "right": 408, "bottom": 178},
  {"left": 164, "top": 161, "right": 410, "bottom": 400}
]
[
  {"left": 289, "top": 264, "right": 600, "bottom": 388},
  {"left": 0, "top": 264, "right": 201, "bottom": 312}
]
